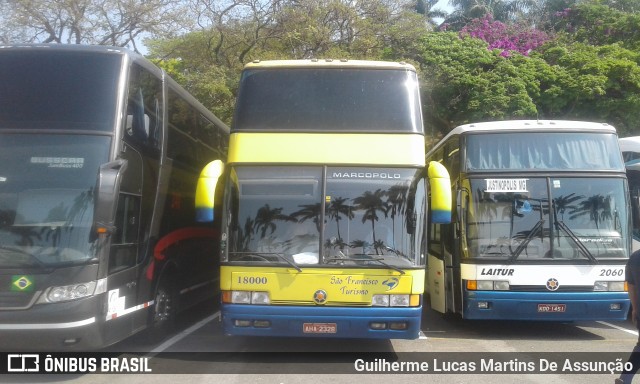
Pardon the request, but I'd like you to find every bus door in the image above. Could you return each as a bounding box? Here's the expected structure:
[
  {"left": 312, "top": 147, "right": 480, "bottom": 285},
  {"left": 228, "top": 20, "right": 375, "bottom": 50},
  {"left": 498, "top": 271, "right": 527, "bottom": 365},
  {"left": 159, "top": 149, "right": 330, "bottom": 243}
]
[
  {"left": 428, "top": 184, "right": 463, "bottom": 314},
  {"left": 427, "top": 232, "right": 446, "bottom": 313},
  {"left": 102, "top": 141, "right": 144, "bottom": 344}
]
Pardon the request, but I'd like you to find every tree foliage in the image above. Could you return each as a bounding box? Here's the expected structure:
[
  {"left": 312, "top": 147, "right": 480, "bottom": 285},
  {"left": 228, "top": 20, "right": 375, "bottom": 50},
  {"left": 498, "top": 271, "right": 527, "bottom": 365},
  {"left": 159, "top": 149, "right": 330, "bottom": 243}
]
[
  {"left": 2, "top": 0, "right": 640, "bottom": 136},
  {"left": 417, "top": 32, "right": 541, "bottom": 135},
  {"left": 459, "top": 14, "right": 550, "bottom": 56},
  {"left": 0, "top": 0, "right": 188, "bottom": 52}
]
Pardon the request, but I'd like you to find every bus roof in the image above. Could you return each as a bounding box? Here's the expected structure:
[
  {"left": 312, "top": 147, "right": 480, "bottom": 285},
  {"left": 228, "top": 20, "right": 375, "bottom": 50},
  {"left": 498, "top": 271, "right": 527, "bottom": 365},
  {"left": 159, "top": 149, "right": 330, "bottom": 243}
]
[
  {"left": 620, "top": 136, "right": 640, "bottom": 152},
  {"left": 243, "top": 59, "right": 416, "bottom": 71},
  {"left": 0, "top": 43, "right": 140, "bottom": 57},
  {"left": 434, "top": 120, "right": 616, "bottom": 144}
]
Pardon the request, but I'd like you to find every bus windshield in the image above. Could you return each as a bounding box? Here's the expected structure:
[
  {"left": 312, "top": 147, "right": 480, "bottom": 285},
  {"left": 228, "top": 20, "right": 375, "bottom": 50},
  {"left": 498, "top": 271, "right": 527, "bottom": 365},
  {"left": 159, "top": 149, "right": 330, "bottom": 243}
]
[
  {"left": 466, "top": 177, "right": 628, "bottom": 261},
  {"left": 0, "top": 50, "right": 121, "bottom": 131},
  {"left": 0, "top": 134, "right": 110, "bottom": 268},
  {"left": 466, "top": 132, "right": 624, "bottom": 171},
  {"left": 233, "top": 68, "right": 422, "bottom": 133},
  {"left": 223, "top": 166, "right": 426, "bottom": 268}
]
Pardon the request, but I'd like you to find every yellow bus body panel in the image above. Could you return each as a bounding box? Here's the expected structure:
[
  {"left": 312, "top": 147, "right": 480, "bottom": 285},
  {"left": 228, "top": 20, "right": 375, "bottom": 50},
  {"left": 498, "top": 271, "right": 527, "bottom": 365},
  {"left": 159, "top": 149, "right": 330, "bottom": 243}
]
[
  {"left": 221, "top": 266, "right": 425, "bottom": 305},
  {"left": 228, "top": 133, "right": 425, "bottom": 166}
]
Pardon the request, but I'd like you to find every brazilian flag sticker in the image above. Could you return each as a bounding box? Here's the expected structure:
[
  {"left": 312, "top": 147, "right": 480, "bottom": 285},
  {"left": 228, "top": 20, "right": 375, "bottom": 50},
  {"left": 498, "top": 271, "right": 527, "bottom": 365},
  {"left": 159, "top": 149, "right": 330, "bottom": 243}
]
[{"left": 11, "top": 275, "right": 34, "bottom": 292}]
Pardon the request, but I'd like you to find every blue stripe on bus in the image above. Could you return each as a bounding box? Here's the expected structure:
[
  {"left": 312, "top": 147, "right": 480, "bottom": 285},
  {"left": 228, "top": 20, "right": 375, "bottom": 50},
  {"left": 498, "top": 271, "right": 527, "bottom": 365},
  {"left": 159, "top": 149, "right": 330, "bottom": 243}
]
[
  {"left": 221, "top": 304, "right": 423, "bottom": 339},
  {"left": 431, "top": 210, "right": 451, "bottom": 224},
  {"left": 462, "top": 290, "right": 630, "bottom": 321},
  {"left": 195, "top": 208, "right": 214, "bottom": 223}
]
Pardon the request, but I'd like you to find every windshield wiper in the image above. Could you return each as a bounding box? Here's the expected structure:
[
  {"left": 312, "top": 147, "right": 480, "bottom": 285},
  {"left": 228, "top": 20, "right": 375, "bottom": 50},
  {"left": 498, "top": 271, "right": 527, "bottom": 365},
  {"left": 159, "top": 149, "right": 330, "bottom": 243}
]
[
  {"left": 554, "top": 220, "right": 598, "bottom": 264},
  {"left": 230, "top": 252, "right": 302, "bottom": 272},
  {"left": 509, "top": 220, "right": 545, "bottom": 262},
  {"left": 325, "top": 256, "right": 406, "bottom": 275}
]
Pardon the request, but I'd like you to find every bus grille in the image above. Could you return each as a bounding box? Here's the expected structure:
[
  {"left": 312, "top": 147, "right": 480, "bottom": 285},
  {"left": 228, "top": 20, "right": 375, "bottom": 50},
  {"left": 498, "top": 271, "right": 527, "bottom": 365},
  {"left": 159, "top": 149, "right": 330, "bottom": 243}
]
[
  {"left": 509, "top": 285, "right": 596, "bottom": 292},
  {"left": 271, "top": 300, "right": 370, "bottom": 306},
  {"left": 0, "top": 291, "right": 38, "bottom": 309}
]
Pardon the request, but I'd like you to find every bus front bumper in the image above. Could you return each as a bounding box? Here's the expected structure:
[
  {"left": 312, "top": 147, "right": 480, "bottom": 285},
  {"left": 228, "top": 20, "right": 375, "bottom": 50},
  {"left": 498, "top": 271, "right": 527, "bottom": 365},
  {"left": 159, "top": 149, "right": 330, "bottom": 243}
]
[
  {"left": 0, "top": 295, "right": 105, "bottom": 351},
  {"left": 222, "top": 304, "right": 422, "bottom": 339},
  {"left": 463, "top": 291, "right": 630, "bottom": 321}
]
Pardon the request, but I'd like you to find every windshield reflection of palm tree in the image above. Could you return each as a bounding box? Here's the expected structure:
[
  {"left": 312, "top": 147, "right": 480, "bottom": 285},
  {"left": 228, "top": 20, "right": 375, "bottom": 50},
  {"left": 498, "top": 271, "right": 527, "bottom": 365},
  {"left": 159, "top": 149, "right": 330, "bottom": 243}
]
[
  {"left": 387, "top": 184, "right": 408, "bottom": 248},
  {"left": 353, "top": 189, "right": 389, "bottom": 254},
  {"left": 326, "top": 197, "right": 353, "bottom": 247},
  {"left": 41, "top": 202, "right": 68, "bottom": 247},
  {"left": 241, "top": 216, "right": 254, "bottom": 251},
  {"left": 11, "top": 227, "right": 41, "bottom": 247},
  {"left": 291, "top": 203, "right": 322, "bottom": 232},
  {"left": 476, "top": 187, "right": 498, "bottom": 243},
  {"left": 349, "top": 239, "right": 369, "bottom": 254},
  {"left": 569, "top": 194, "right": 612, "bottom": 229},
  {"left": 569, "top": 193, "right": 613, "bottom": 254},
  {"left": 287, "top": 203, "right": 324, "bottom": 255},
  {"left": 553, "top": 193, "right": 581, "bottom": 247},
  {"left": 253, "top": 204, "right": 296, "bottom": 251}
]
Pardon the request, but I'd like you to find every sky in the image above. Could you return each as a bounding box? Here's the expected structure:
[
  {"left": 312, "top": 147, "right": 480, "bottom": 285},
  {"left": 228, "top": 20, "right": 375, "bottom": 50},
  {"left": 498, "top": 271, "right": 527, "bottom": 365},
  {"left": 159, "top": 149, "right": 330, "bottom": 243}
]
[{"left": 435, "top": 0, "right": 452, "bottom": 10}]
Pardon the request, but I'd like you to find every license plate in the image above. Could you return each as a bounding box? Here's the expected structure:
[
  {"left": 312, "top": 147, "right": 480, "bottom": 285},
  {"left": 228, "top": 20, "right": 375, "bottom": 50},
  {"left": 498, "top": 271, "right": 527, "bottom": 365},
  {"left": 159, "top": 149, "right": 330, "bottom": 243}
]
[
  {"left": 537, "top": 304, "right": 566, "bottom": 313},
  {"left": 303, "top": 323, "right": 337, "bottom": 334}
]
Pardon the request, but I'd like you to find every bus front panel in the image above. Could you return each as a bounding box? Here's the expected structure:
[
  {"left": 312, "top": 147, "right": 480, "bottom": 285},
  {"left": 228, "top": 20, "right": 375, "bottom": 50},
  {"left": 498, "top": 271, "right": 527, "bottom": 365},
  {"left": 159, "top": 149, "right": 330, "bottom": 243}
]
[{"left": 219, "top": 165, "right": 428, "bottom": 338}]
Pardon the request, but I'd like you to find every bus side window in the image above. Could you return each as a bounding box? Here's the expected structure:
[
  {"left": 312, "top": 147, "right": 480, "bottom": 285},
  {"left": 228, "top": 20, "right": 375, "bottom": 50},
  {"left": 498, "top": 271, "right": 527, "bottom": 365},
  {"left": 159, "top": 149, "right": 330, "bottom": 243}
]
[
  {"left": 444, "top": 137, "right": 460, "bottom": 181},
  {"left": 124, "top": 64, "right": 162, "bottom": 150},
  {"left": 199, "top": 115, "right": 222, "bottom": 160},
  {"left": 167, "top": 89, "right": 200, "bottom": 169}
]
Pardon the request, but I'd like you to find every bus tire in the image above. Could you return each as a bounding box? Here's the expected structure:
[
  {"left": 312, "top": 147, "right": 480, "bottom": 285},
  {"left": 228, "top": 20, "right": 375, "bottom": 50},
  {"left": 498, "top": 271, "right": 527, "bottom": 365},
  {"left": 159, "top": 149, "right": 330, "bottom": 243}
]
[{"left": 145, "top": 276, "right": 177, "bottom": 342}]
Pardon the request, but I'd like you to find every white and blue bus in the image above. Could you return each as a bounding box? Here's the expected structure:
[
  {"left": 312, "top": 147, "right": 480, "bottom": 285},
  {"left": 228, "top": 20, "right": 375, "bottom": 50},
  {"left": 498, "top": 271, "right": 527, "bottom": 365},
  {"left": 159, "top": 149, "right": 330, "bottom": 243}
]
[
  {"left": 0, "top": 45, "right": 229, "bottom": 350},
  {"left": 426, "top": 120, "right": 630, "bottom": 321}
]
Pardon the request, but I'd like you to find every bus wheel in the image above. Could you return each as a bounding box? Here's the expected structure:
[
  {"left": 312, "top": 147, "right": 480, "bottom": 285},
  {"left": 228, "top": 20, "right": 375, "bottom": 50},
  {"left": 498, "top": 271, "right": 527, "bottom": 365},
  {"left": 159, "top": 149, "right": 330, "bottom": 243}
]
[{"left": 146, "top": 278, "right": 176, "bottom": 342}]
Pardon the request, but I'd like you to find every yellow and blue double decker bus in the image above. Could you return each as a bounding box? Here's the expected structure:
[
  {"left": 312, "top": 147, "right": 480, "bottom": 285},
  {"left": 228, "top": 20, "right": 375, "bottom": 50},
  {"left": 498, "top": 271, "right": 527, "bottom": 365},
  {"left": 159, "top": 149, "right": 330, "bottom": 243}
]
[{"left": 196, "top": 59, "right": 451, "bottom": 339}]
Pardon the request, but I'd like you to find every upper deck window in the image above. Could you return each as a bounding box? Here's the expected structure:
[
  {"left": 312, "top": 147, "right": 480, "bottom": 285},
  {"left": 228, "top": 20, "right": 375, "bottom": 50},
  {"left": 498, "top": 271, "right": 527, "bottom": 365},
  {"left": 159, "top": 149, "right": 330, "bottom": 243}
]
[
  {"left": 0, "top": 50, "right": 121, "bottom": 131},
  {"left": 465, "top": 132, "right": 624, "bottom": 171},
  {"left": 233, "top": 68, "right": 423, "bottom": 134}
]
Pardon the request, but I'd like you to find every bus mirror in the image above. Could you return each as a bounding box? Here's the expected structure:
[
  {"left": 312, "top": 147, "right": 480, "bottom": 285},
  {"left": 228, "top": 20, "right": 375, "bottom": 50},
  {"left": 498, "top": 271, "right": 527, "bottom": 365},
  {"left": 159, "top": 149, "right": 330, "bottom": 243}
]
[
  {"left": 428, "top": 161, "right": 452, "bottom": 224},
  {"left": 94, "top": 159, "right": 128, "bottom": 234},
  {"left": 195, "top": 159, "right": 225, "bottom": 222}
]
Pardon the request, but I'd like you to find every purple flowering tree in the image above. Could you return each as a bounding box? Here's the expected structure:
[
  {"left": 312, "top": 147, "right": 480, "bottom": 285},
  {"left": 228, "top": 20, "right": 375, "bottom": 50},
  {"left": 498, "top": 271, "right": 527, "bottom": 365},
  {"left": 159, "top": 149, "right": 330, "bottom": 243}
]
[{"left": 459, "top": 14, "right": 550, "bottom": 56}]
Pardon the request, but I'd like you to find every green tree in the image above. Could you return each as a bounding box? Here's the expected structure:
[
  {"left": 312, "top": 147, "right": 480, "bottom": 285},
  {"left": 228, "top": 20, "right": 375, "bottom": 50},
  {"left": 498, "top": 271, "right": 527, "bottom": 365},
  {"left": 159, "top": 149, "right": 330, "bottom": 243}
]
[
  {"left": 0, "top": 0, "right": 187, "bottom": 52},
  {"left": 534, "top": 41, "right": 640, "bottom": 135},
  {"left": 551, "top": 1, "right": 640, "bottom": 50},
  {"left": 444, "top": 0, "right": 538, "bottom": 30},
  {"left": 417, "top": 32, "right": 540, "bottom": 135}
]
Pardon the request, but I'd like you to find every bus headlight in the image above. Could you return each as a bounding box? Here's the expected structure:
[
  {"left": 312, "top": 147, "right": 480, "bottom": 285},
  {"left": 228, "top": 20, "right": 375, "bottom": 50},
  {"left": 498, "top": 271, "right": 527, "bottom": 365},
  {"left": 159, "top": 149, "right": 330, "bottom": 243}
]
[
  {"left": 493, "top": 281, "right": 510, "bottom": 291},
  {"left": 251, "top": 291, "right": 271, "bottom": 305},
  {"left": 467, "top": 280, "right": 510, "bottom": 291},
  {"left": 594, "top": 281, "right": 626, "bottom": 292},
  {"left": 476, "top": 281, "right": 494, "bottom": 290},
  {"left": 372, "top": 294, "right": 419, "bottom": 307},
  {"left": 224, "top": 291, "right": 271, "bottom": 304},
  {"left": 42, "top": 282, "right": 97, "bottom": 303},
  {"left": 230, "top": 291, "right": 251, "bottom": 304},
  {"left": 372, "top": 295, "right": 390, "bottom": 307},
  {"left": 389, "top": 295, "right": 410, "bottom": 307}
]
